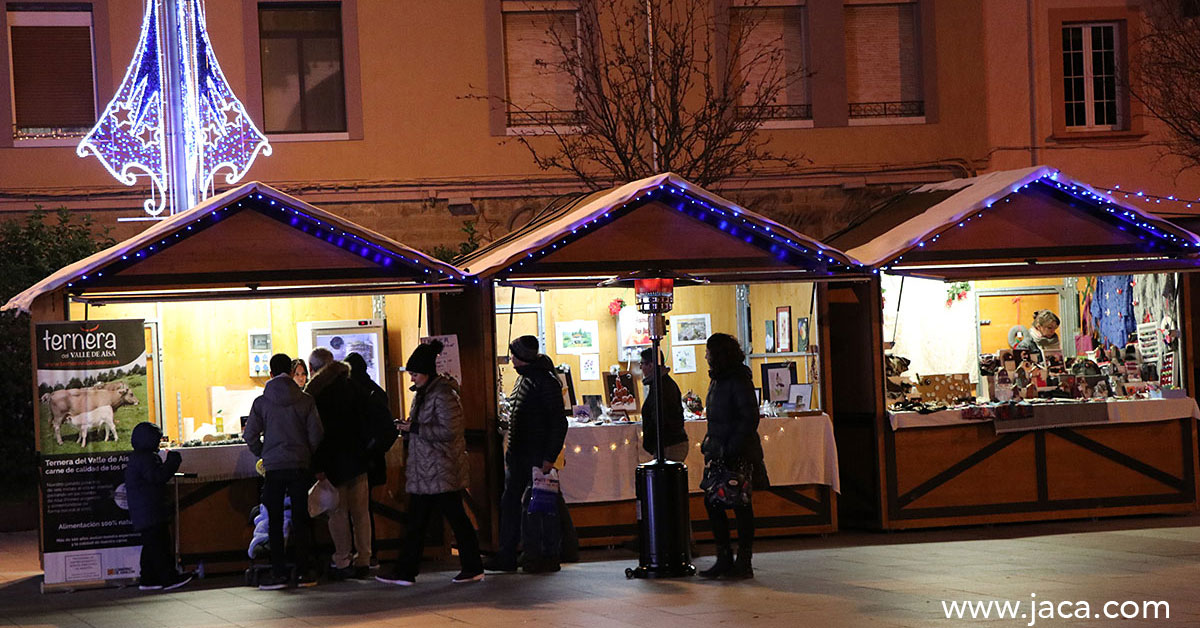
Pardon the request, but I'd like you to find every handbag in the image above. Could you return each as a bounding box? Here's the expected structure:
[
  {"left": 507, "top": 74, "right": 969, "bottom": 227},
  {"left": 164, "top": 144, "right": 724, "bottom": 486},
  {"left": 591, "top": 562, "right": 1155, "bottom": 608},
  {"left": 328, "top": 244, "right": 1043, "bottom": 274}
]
[
  {"left": 307, "top": 477, "right": 339, "bottom": 517},
  {"left": 527, "top": 467, "right": 560, "bottom": 515},
  {"left": 700, "top": 458, "right": 752, "bottom": 509}
]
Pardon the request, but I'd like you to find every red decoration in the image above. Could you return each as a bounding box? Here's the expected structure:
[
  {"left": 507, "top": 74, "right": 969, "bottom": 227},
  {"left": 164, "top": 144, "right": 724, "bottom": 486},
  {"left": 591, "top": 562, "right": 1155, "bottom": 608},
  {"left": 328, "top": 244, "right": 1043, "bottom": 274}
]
[{"left": 608, "top": 298, "right": 625, "bottom": 317}]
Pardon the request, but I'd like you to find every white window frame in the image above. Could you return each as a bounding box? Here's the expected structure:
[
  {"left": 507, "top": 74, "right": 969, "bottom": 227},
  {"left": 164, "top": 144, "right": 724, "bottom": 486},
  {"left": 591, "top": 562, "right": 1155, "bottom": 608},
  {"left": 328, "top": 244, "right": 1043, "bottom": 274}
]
[
  {"left": 6, "top": 9, "right": 97, "bottom": 146},
  {"left": 1061, "top": 21, "right": 1122, "bottom": 131}
]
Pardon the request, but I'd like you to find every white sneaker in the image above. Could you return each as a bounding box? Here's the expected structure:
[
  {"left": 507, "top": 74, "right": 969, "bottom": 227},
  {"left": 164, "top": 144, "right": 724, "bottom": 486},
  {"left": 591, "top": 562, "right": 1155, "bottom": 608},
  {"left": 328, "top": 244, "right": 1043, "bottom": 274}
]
[
  {"left": 138, "top": 584, "right": 163, "bottom": 591},
  {"left": 163, "top": 574, "right": 193, "bottom": 591},
  {"left": 375, "top": 574, "right": 414, "bottom": 586}
]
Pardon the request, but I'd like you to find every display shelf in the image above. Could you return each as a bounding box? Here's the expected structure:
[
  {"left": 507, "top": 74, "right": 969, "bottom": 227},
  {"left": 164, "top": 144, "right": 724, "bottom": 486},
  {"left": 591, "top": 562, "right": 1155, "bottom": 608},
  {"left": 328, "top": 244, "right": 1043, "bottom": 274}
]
[{"left": 749, "top": 351, "right": 818, "bottom": 359}]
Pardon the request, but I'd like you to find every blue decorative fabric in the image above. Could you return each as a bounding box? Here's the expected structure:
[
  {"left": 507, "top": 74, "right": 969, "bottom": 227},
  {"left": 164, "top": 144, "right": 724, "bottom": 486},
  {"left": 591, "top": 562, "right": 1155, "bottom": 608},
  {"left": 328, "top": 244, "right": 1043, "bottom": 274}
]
[{"left": 1090, "top": 275, "right": 1135, "bottom": 348}]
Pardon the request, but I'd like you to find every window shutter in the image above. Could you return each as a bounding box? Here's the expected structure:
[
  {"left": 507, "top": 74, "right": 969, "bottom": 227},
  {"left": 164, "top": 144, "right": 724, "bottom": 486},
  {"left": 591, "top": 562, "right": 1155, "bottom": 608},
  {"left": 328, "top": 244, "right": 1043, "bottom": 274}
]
[
  {"left": 733, "top": 7, "right": 807, "bottom": 108},
  {"left": 844, "top": 4, "right": 921, "bottom": 105},
  {"left": 11, "top": 25, "right": 95, "bottom": 129},
  {"left": 503, "top": 11, "right": 577, "bottom": 115}
]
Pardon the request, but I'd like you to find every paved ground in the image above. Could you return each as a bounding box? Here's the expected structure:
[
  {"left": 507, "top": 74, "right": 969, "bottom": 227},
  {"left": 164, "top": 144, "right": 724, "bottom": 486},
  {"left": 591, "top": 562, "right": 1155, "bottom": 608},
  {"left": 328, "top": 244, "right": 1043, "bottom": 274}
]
[{"left": 2, "top": 514, "right": 1199, "bottom": 627}]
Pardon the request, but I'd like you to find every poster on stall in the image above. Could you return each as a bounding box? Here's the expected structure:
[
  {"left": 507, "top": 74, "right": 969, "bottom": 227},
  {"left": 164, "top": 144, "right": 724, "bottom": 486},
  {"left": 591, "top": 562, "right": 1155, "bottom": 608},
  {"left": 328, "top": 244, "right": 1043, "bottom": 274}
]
[
  {"left": 35, "top": 319, "right": 148, "bottom": 587},
  {"left": 420, "top": 334, "right": 462, "bottom": 384}
]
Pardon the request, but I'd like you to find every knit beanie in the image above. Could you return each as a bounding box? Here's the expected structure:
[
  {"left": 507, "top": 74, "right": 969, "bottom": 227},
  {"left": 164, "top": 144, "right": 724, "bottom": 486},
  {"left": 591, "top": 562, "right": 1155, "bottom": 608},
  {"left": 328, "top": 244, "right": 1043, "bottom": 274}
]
[
  {"left": 509, "top": 335, "right": 540, "bottom": 363},
  {"left": 406, "top": 339, "right": 444, "bottom": 376}
]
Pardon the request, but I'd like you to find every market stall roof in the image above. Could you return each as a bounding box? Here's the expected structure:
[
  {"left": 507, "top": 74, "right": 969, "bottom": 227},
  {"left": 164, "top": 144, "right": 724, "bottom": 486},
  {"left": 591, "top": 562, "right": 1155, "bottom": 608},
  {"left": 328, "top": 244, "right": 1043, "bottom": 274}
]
[
  {"left": 457, "top": 172, "right": 861, "bottom": 288},
  {"left": 2, "top": 182, "right": 465, "bottom": 312},
  {"left": 826, "top": 166, "right": 1200, "bottom": 280}
]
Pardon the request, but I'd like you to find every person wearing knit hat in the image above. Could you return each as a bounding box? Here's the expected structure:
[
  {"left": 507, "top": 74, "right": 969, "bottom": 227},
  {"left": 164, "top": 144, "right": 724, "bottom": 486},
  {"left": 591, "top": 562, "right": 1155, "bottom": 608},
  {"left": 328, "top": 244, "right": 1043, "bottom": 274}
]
[
  {"left": 483, "top": 335, "right": 568, "bottom": 574},
  {"left": 378, "top": 339, "right": 483, "bottom": 585}
]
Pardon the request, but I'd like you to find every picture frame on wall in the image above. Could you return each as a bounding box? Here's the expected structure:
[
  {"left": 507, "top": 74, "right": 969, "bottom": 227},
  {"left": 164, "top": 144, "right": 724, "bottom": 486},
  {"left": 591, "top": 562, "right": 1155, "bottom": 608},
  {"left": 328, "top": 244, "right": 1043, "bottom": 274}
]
[
  {"left": 775, "top": 306, "right": 792, "bottom": 353},
  {"left": 670, "top": 313, "right": 712, "bottom": 346},
  {"left": 764, "top": 320, "right": 775, "bottom": 353},
  {"left": 796, "top": 317, "right": 809, "bottom": 353},
  {"left": 760, "top": 361, "right": 797, "bottom": 403}
]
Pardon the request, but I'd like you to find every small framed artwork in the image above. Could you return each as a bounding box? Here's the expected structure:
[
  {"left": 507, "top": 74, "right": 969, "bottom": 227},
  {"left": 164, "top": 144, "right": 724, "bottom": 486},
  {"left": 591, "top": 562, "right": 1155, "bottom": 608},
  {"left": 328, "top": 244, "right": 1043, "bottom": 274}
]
[
  {"left": 582, "top": 394, "right": 604, "bottom": 419},
  {"left": 579, "top": 353, "right": 600, "bottom": 380},
  {"left": 671, "top": 313, "right": 712, "bottom": 346},
  {"left": 760, "top": 361, "right": 797, "bottom": 403},
  {"left": 555, "top": 366, "right": 577, "bottom": 414},
  {"left": 788, "top": 383, "right": 813, "bottom": 410},
  {"left": 764, "top": 320, "right": 775, "bottom": 353},
  {"left": 671, "top": 345, "right": 697, "bottom": 374},
  {"left": 754, "top": 388, "right": 763, "bottom": 404},
  {"left": 555, "top": 320, "right": 599, "bottom": 355},
  {"left": 796, "top": 317, "right": 809, "bottom": 353},
  {"left": 775, "top": 306, "right": 792, "bottom": 353},
  {"left": 603, "top": 371, "right": 639, "bottom": 412}
]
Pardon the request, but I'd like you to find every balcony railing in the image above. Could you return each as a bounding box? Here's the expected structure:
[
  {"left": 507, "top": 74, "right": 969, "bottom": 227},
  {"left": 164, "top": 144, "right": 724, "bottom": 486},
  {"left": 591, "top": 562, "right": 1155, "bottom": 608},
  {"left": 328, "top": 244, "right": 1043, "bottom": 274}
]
[
  {"left": 13, "top": 125, "right": 88, "bottom": 140},
  {"left": 507, "top": 109, "right": 583, "bottom": 127},
  {"left": 737, "top": 103, "right": 813, "bottom": 121},
  {"left": 848, "top": 101, "right": 925, "bottom": 119}
]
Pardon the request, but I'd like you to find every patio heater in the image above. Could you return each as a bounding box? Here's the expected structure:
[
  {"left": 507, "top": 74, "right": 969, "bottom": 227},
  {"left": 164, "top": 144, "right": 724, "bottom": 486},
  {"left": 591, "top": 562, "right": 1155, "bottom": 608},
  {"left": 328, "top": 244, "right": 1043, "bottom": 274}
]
[{"left": 603, "top": 270, "right": 702, "bottom": 579}]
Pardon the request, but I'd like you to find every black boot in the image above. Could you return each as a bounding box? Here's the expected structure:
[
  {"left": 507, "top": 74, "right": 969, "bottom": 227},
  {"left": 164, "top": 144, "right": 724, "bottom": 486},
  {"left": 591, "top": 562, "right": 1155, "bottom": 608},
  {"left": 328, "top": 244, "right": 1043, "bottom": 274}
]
[
  {"left": 699, "top": 547, "right": 733, "bottom": 579},
  {"left": 728, "top": 544, "right": 753, "bottom": 579}
]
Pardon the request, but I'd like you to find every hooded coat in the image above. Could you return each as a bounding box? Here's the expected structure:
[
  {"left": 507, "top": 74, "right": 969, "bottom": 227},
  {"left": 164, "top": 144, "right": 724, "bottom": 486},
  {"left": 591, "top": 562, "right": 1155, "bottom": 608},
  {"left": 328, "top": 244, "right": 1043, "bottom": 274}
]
[
  {"left": 306, "top": 361, "right": 369, "bottom": 485},
  {"left": 405, "top": 375, "right": 470, "bottom": 494},
  {"left": 243, "top": 374, "right": 324, "bottom": 472},
  {"left": 507, "top": 354, "right": 568, "bottom": 466},
  {"left": 125, "top": 422, "right": 182, "bottom": 531},
  {"left": 703, "top": 365, "right": 769, "bottom": 488}
]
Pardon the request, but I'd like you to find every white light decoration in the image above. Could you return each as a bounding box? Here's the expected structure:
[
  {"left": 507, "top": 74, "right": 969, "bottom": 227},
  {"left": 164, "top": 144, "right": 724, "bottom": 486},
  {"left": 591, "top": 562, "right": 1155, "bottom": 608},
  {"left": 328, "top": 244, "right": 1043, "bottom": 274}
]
[{"left": 77, "top": 0, "right": 271, "bottom": 216}]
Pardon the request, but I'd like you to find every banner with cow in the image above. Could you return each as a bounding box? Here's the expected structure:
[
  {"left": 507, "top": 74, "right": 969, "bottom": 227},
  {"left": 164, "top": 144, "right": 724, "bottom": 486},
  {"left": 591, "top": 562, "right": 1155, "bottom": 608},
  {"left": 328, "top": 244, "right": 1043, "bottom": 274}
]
[{"left": 35, "top": 319, "right": 147, "bottom": 587}]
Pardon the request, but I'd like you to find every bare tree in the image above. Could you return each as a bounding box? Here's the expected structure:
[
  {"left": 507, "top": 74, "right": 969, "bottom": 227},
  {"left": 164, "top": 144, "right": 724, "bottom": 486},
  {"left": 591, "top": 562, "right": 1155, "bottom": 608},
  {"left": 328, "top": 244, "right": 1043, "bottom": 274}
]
[
  {"left": 1133, "top": 1, "right": 1200, "bottom": 169},
  {"left": 502, "top": 0, "right": 807, "bottom": 189}
]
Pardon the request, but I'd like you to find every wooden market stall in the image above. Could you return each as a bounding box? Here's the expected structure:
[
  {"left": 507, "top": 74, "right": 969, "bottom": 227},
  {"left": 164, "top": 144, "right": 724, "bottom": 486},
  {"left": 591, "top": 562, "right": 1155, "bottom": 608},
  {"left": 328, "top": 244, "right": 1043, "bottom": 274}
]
[
  {"left": 437, "top": 173, "right": 858, "bottom": 547},
  {"left": 823, "top": 166, "right": 1200, "bottom": 530},
  {"left": 4, "top": 181, "right": 466, "bottom": 574}
]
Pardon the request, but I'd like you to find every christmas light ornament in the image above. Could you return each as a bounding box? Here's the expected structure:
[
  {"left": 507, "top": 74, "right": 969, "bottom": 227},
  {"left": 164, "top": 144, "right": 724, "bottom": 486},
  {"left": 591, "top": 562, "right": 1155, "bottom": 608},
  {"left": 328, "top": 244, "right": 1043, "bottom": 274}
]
[{"left": 77, "top": 0, "right": 271, "bottom": 216}]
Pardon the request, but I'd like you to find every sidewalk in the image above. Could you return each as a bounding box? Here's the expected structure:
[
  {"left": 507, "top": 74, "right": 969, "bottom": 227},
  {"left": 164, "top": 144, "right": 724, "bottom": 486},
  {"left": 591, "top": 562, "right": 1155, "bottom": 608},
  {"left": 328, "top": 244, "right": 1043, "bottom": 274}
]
[{"left": 2, "top": 513, "right": 1198, "bottom": 627}]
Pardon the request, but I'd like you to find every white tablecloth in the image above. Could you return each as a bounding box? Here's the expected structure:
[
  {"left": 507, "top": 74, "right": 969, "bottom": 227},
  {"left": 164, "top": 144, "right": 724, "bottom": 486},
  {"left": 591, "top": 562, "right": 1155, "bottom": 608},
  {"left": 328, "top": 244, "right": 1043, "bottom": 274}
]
[
  {"left": 174, "top": 444, "right": 260, "bottom": 482},
  {"left": 888, "top": 397, "right": 1200, "bottom": 431},
  {"left": 560, "top": 414, "right": 840, "bottom": 503}
]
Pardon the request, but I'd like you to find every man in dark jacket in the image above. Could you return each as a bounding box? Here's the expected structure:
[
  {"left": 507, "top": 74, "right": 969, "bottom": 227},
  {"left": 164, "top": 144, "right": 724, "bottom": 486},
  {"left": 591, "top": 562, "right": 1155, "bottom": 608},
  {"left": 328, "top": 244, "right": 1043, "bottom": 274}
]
[
  {"left": 307, "top": 347, "right": 373, "bottom": 580},
  {"left": 639, "top": 347, "right": 689, "bottom": 461},
  {"left": 345, "top": 352, "right": 397, "bottom": 488},
  {"left": 484, "top": 335, "right": 568, "bottom": 573},
  {"left": 125, "top": 421, "right": 190, "bottom": 591},
  {"left": 244, "top": 353, "right": 324, "bottom": 589}
]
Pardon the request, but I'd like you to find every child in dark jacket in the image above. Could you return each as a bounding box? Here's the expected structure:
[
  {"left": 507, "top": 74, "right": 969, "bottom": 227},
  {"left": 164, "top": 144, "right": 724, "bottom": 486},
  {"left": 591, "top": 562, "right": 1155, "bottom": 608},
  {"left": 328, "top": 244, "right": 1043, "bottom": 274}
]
[{"left": 125, "top": 422, "right": 191, "bottom": 591}]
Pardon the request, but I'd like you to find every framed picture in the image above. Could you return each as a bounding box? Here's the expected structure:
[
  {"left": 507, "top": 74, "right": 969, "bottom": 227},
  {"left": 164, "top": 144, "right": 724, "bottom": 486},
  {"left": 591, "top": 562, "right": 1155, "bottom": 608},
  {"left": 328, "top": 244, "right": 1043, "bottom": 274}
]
[
  {"left": 788, "top": 383, "right": 813, "bottom": 410},
  {"left": 796, "top": 317, "right": 809, "bottom": 353},
  {"left": 754, "top": 388, "right": 762, "bottom": 404},
  {"left": 671, "top": 313, "right": 711, "bottom": 346},
  {"left": 603, "top": 371, "right": 639, "bottom": 412},
  {"left": 555, "top": 320, "right": 599, "bottom": 354},
  {"left": 775, "top": 306, "right": 792, "bottom": 353},
  {"left": 617, "top": 306, "right": 651, "bottom": 348},
  {"left": 555, "top": 366, "right": 577, "bottom": 413},
  {"left": 671, "top": 345, "right": 697, "bottom": 374},
  {"left": 579, "top": 353, "right": 600, "bottom": 380},
  {"left": 582, "top": 394, "right": 604, "bottom": 419},
  {"left": 764, "top": 320, "right": 775, "bottom": 353},
  {"left": 760, "top": 361, "right": 797, "bottom": 403}
]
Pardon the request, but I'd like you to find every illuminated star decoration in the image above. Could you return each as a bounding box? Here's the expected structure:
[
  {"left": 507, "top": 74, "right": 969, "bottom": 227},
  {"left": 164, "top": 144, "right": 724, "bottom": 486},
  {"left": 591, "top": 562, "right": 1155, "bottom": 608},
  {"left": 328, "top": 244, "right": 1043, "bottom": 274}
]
[{"left": 77, "top": 0, "right": 271, "bottom": 216}]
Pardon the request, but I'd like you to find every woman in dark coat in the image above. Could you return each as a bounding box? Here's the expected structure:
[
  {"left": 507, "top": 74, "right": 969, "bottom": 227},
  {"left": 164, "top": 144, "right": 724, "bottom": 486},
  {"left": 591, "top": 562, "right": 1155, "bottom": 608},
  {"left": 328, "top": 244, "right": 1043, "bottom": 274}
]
[{"left": 700, "top": 333, "right": 768, "bottom": 579}]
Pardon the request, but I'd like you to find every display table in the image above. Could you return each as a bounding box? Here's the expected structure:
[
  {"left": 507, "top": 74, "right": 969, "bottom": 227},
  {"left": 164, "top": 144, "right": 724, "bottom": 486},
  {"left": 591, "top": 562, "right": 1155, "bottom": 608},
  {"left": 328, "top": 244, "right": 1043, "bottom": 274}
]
[
  {"left": 876, "top": 397, "right": 1200, "bottom": 529},
  {"left": 561, "top": 414, "right": 840, "bottom": 545},
  {"left": 888, "top": 397, "right": 1200, "bottom": 431}
]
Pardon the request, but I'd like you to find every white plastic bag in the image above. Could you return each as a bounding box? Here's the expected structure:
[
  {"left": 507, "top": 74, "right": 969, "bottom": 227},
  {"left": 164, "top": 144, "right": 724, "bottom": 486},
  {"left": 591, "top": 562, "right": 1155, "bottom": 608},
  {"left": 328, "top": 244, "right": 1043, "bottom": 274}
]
[{"left": 308, "top": 478, "right": 339, "bottom": 517}]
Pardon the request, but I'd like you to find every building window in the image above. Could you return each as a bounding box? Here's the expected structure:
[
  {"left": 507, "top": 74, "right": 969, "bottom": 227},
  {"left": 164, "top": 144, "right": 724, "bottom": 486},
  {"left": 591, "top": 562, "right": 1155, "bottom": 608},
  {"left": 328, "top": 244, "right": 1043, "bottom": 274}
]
[
  {"left": 6, "top": 8, "right": 96, "bottom": 139},
  {"left": 1061, "top": 23, "right": 1120, "bottom": 130},
  {"left": 258, "top": 2, "right": 346, "bottom": 134},
  {"left": 731, "top": 4, "right": 810, "bottom": 122},
  {"left": 844, "top": 2, "right": 923, "bottom": 119},
  {"left": 502, "top": 9, "right": 579, "bottom": 128}
]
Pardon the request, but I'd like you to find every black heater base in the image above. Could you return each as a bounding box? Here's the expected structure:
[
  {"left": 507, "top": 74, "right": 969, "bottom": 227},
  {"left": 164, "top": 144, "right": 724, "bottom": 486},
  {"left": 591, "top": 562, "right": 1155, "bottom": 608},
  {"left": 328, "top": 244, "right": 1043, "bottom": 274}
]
[{"left": 625, "top": 460, "right": 696, "bottom": 579}]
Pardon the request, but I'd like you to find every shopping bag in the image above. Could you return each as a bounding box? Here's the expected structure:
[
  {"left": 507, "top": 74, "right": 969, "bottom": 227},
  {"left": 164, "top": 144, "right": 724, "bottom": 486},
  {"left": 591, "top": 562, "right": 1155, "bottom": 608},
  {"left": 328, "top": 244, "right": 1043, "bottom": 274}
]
[
  {"left": 528, "top": 467, "right": 559, "bottom": 514},
  {"left": 307, "top": 478, "right": 339, "bottom": 517}
]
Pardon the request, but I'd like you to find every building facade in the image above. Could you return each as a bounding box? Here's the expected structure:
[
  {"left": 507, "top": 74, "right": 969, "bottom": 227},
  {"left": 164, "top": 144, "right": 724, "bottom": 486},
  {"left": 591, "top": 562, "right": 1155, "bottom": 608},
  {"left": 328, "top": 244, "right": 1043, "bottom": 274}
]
[{"left": 0, "top": 0, "right": 1195, "bottom": 247}]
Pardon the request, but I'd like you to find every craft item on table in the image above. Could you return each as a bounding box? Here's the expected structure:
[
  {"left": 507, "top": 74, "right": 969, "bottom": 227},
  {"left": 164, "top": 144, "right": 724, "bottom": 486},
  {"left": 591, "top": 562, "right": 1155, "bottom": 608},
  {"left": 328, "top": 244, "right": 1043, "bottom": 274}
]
[
  {"left": 572, "top": 405, "right": 593, "bottom": 421},
  {"left": 994, "top": 369, "right": 1014, "bottom": 402},
  {"left": 915, "top": 373, "right": 973, "bottom": 404},
  {"left": 1160, "top": 352, "right": 1175, "bottom": 388},
  {"left": 1057, "top": 374, "right": 1080, "bottom": 398},
  {"left": 885, "top": 354, "right": 916, "bottom": 405},
  {"left": 583, "top": 394, "right": 603, "bottom": 420},
  {"left": 978, "top": 354, "right": 999, "bottom": 376},
  {"left": 683, "top": 390, "right": 703, "bottom": 415},
  {"left": 1124, "top": 381, "right": 1153, "bottom": 396},
  {"left": 1045, "top": 351, "right": 1065, "bottom": 374}
]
